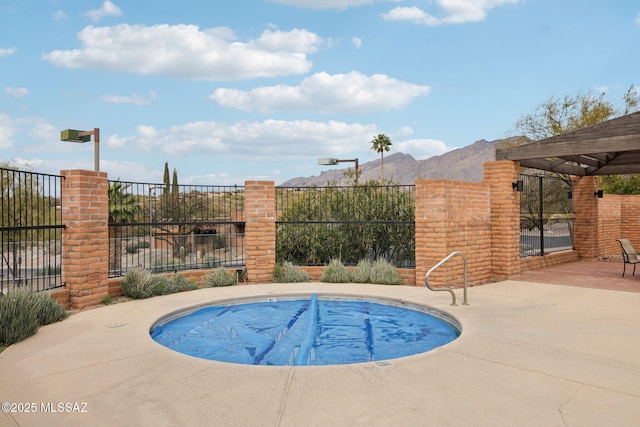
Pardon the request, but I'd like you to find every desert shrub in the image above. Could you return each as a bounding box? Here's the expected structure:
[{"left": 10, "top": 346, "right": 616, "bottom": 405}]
[
  {"left": 122, "top": 269, "right": 163, "bottom": 299},
  {"left": 122, "top": 269, "right": 198, "bottom": 298},
  {"left": 125, "top": 241, "right": 139, "bottom": 254},
  {"left": 0, "top": 289, "right": 68, "bottom": 346},
  {"left": 164, "top": 274, "right": 198, "bottom": 294},
  {"left": 351, "top": 259, "right": 373, "bottom": 283},
  {"left": 369, "top": 259, "right": 402, "bottom": 285},
  {"left": 29, "top": 291, "right": 68, "bottom": 325},
  {"left": 43, "top": 264, "right": 61, "bottom": 275},
  {"left": 152, "top": 257, "right": 185, "bottom": 273},
  {"left": 201, "top": 253, "right": 219, "bottom": 268},
  {"left": 273, "top": 262, "right": 309, "bottom": 283},
  {"left": 319, "top": 259, "right": 352, "bottom": 283},
  {"left": 205, "top": 267, "right": 237, "bottom": 287}
]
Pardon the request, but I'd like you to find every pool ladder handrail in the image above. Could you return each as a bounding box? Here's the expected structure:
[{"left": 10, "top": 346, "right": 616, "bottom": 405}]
[{"left": 425, "top": 251, "right": 469, "bottom": 306}]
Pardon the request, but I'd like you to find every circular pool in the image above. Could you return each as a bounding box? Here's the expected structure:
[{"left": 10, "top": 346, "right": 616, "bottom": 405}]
[{"left": 150, "top": 294, "right": 460, "bottom": 366}]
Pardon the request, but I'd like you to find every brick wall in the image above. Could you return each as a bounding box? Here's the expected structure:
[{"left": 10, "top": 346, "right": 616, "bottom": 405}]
[
  {"left": 598, "top": 195, "right": 622, "bottom": 257},
  {"left": 415, "top": 179, "right": 492, "bottom": 289}
]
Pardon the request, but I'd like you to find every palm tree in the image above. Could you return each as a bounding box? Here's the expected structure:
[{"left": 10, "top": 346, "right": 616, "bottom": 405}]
[
  {"left": 108, "top": 180, "right": 137, "bottom": 275},
  {"left": 370, "top": 134, "right": 392, "bottom": 183}
]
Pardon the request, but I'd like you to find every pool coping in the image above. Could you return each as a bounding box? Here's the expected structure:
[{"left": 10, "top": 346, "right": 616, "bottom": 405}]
[{"left": 1, "top": 281, "right": 640, "bottom": 426}]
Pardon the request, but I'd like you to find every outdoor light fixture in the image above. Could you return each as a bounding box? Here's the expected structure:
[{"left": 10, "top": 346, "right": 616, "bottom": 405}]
[
  {"left": 60, "top": 128, "right": 100, "bottom": 172},
  {"left": 512, "top": 180, "right": 523, "bottom": 192},
  {"left": 318, "top": 157, "right": 359, "bottom": 183},
  {"left": 595, "top": 190, "right": 604, "bottom": 198}
]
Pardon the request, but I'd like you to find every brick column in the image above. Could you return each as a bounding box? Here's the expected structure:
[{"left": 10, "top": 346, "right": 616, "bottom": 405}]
[
  {"left": 415, "top": 180, "right": 448, "bottom": 287},
  {"left": 61, "top": 170, "right": 109, "bottom": 309},
  {"left": 485, "top": 161, "right": 521, "bottom": 280},
  {"left": 244, "top": 181, "right": 276, "bottom": 283},
  {"left": 572, "top": 176, "right": 599, "bottom": 258}
]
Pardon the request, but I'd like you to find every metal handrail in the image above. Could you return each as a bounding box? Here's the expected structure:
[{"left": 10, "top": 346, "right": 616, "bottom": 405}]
[{"left": 424, "top": 251, "right": 468, "bottom": 306}]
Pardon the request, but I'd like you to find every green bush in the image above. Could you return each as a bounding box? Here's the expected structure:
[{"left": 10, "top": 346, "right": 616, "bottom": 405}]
[
  {"left": 319, "top": 259, "right": 352, "bottom": 283},
  {"left": 122, "top": 269, "right": 163, "bottom": 298},
  {"left": 201, "top": 253, "right": 219, "bottom": 268},
  {"left": 204, "top": 267, "right": 237, "bottom": 287},
  {"left": 152, "top": 257, "right": 185, "bottom": 273},
  {"left": 351, "top": 259, "right": 373, "bottom": 283},
  {"left": 43, "top": 264, "right": 61, "bottom": 275},
  {"left": 0, "top": 289, "right": 68, "bottom": 346},
  {"left": 122, "top": 269, "right": 197, "bottom": 299},
  {"left": 273, "top": 261, "right": 309, "bottom": 283},
  {"left": 125, "top": 241, "right": 139, "bottom": 254},
  {"left": 369, "top": 259, "right": 402, "bottom": 285},
  {"left": 163, "top": 273, "right": 198, "bottom": 294}
]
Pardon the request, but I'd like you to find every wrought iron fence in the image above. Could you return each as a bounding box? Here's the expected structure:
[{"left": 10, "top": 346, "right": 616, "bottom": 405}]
[
  {"left": 519, "top": 173, "right": 573, "bottom": 257},
  {"left": 1, "top": 168, "right": 65, "bottom": 293},
  {"left": 276, "top": 184, "right": 415, "bottom": 267},
  {"left": 108, "top": 181, "right": 245, "bottom": 277}
]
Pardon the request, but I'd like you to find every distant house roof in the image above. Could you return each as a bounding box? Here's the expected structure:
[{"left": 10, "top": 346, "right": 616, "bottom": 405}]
[{"left": 495, "top": 111, "right": 640, "bottom": 176}]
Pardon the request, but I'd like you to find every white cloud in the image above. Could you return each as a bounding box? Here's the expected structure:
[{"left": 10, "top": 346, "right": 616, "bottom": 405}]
[
  {"left": 86, "top": 1, "right": 123, "bottom": 22},
  {"left": 101, "top": 92, "right": 155, "bottom": 106},
  {"left": 351, "top": 37, "right": 362, "bottom": 48},
  {"left": 53, "top": 10, "right": 67, "bottom": 20},
  {"left": 0, "top": 113, "right": 18, "bottom": 149},
  {"left": 382, "top": 0, "right": 520, "bottom": 26},
  {"left": 636, "top": 13, "right": 640, "bottom": 25},
  {"left": 395, "top": 138, "right": 447, "bottom": 159},
  {"left": 270, "top": 0, "right": 377, "bottom": 10},
  {"left": 107, "top": 119, "right": 377, "bottom": 159},
  {"left": 5, "top": 87, "right": 29, "bottom": 98},
  {"left": 210, "top": 71, "right": 431, "bottom": 113},
  {"left": 41, "top": 24, "right": 320, "bottom": 81},
  {"left": 0, "top": 47, "right": 17, "bottom": 57}
]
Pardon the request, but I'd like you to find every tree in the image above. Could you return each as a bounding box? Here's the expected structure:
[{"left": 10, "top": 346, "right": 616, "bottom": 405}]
[
  {"left": 276, "top": 183, "right": 415, "bottom": 266},
  {"left": 1, "top": 162, "right": 59, "bottom": 283},
  {"left": 510, "top": 85, "right": 640, "bottom": 194},
  {"left": 370, "top": 134, "right": 392, "bottom": 183},
  {"left": 172, "top": 168, "right": 179, "bottom": 195},
  {"left": 108, "top": 180, "right": 138, "bottom": 274},
  {"left": 163, "top": 162, "right": 170, "bottom": 194}
]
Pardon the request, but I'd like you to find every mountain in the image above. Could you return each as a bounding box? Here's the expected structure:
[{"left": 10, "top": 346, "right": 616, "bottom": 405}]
[{"left": 280, "top": 138, "right": 501, "bottom": 186}]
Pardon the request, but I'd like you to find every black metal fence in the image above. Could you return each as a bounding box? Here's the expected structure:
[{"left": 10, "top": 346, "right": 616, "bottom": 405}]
[
  {"left": 276, "top": 184, "right": 415, "bottom": 267},
  {"left": 519, "top": 173, "right": 573, "bottom": 257},
  {"left": 108, "top": 181, "right": 245, "bottom": 277},
  {"left": 1, "top": 168, "right": 65, "bottom": 293}
]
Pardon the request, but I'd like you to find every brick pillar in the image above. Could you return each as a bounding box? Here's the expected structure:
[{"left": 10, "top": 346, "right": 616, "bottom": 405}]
[
  {"left": 61, "top": 170, "right": 109, "bottom": 309},
  {"left": 415, "top": 180, "right": 448, "bottom": 287},
  {"left": 485, "top": 161, "right": 521, "bottom": 280},
  {"left": 572, "top": 176, "right": 599, "bottom": 258},
  {"left": 244, "top": 181, "right": 276, "bottom": 283}
]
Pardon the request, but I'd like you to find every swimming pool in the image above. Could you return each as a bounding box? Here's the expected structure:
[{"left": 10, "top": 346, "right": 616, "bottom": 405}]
[{"left": 150, "top": 294, "right": 460, "bottom": 366}]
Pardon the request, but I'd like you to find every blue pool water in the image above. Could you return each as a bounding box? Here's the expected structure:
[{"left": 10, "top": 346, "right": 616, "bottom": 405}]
[{"left": 150, "top": 294, "right": 460, "bottom": 366}]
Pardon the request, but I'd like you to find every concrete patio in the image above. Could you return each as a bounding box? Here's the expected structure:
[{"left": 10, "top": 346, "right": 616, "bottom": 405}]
[{"left": 1, "top": 261, "right": 639, "bottom": 426}]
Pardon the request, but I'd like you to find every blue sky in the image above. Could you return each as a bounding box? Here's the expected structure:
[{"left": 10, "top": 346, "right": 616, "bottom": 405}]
[{"left": 1, "top": 0, "right": 639, "bottom": 185}]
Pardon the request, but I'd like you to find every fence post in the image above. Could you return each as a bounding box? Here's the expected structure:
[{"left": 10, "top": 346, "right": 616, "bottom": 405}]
[
  {"left": 484, "top": 160, "right": 521, "bottom": 280},
  {"left": 61, "top": 170, "right": 110, "bottom": 309},
  {"left": 244, "top": 181, "right": 276, "bottom": 283}
]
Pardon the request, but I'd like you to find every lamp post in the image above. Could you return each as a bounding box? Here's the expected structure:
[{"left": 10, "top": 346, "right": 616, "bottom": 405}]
[
  {"left": 60, "top": 128, "right": 100, "bottom": 172},
  {"left": 318, "top": 157, "right": 359, "bottom": 184}
]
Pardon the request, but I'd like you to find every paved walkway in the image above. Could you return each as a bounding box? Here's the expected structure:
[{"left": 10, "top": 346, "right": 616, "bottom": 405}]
[{"left": 1, "top": 265, "right": 639, "bottom": 426}]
